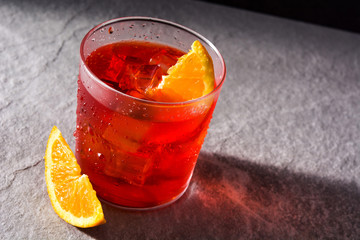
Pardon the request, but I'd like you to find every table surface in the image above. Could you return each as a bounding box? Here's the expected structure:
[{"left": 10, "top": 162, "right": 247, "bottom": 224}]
[{"left": 1, "top": 0, "right": 360, "bottom": 239}]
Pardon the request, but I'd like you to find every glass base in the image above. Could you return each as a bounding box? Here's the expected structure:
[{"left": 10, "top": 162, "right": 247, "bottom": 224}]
[{"left": 98, "top": 185, "right": 189, "bottom": 211}]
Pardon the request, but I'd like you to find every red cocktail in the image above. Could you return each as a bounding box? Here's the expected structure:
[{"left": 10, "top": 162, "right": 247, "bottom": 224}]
[{"left": 76, "top": 17, "right": 226, "bottom": 209}]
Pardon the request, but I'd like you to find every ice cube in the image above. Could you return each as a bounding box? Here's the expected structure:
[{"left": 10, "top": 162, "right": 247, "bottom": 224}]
[
  {"left": 115, "top": 55, "right": 153, "bottom": 91},
  {"left": 103, "top": 150, "right": 154, "bottom": 186},
  {"left": 101, "top": 112, "right": 154, "bottom": 185},
  {"left": 86, "top": 51, "right": 126, "bottom": 85},
  {"left": 96, "top": 55, "right": 125, "bottom": 84},
  {"left": 101, "top": 112, "right": 151, "bottom": 153},
  {"left": 116, "top": 64, "right": 139, "bottom": 92},
  {"left": 134, "top": 65, "right": 161, "bottom": 92},
  {"left": 107, "top": 55, "right": 126, "bottom": 78},
  {"left": 149, "top": 50, "right": 179, "bottom": 75}
]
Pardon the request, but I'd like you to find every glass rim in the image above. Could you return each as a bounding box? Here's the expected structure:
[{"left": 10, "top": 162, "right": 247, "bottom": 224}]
[{"left": 80, "top": 16, "right": 226, "bottom": 106}]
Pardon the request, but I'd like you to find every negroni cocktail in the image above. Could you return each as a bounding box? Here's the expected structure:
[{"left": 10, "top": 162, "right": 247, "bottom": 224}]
[{"left": 76, "top": 17, "right": 226, "bottom": 209}]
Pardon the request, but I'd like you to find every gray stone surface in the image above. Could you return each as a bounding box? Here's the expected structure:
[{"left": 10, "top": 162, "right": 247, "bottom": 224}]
[{"left": 1, "top": 0, "right": 360, "bottom": 239}]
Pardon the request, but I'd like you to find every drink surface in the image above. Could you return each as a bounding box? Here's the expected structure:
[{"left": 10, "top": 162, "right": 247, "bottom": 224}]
[
  {"left": 76, "top": 41, "right": 216, "bottom": 208},
  {"left": 85, "top": 41, "right": 185, "bottom": 100}
]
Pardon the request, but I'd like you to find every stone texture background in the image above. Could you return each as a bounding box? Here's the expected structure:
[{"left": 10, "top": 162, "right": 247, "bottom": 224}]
[{"left": 1, "top": 0, "right": 360, "bottom": 239}]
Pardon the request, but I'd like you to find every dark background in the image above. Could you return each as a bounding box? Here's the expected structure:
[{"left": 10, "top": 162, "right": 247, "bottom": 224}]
[{"left": 201, "top": 0, "right": 360, "bottom": 34}]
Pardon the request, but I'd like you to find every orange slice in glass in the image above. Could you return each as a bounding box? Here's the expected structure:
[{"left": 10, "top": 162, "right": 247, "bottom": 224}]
[
  {"left": 147, "top": 40, "right": 215, "bottom": 102},
  {"left": 44, "top": 126, "right": 105, "bottom": 228}
]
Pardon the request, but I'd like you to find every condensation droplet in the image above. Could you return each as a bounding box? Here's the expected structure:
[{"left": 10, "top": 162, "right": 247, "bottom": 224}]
[
  {"left": 88, "top": 126, "right": 94, "bottom": 135},
  {"left": 108, "top": 26, "right": 114, "bottom": 34},
  {"left": 98, "top": 153, "right": 105, "bottom": 161}
]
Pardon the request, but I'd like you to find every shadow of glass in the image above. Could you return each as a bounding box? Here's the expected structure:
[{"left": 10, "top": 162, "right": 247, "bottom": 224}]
[{"left": 79, "top": 152, "right": 360, "bottom": 239}]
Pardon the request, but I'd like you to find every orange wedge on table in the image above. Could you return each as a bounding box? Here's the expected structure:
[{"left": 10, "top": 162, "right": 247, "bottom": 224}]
[
  {"left": 147, "top": 40, "right": 215, "bottom": 102},
  {"left": 44, "top": 126, "right": 105, "bottom": 228}
]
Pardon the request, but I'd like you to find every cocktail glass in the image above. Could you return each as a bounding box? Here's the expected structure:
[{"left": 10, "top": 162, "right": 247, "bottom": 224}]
[{"left": 76, "top": 17, "right": 226, "bottom": 209}]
